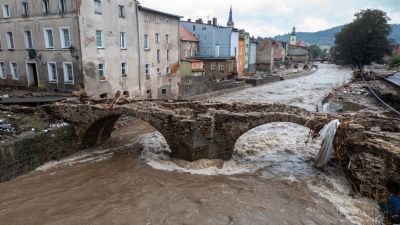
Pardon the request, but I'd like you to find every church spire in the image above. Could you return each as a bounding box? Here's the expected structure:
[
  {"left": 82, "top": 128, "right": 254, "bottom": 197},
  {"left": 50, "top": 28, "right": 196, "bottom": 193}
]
[{"left": 227, "top": 5, "right": 234, "bottom": 28}]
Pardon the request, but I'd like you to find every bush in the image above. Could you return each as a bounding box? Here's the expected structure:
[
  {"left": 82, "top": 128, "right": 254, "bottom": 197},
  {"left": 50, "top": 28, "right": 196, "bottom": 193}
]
[{"left": 388, "top": 54, "right": 400, "bottom": 68}]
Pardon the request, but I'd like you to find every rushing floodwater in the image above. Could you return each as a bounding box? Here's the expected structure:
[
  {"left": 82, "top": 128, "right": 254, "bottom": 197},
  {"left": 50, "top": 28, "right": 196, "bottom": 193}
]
[{"left": 0, "top": 64, "right": 381, "bottom": 225}]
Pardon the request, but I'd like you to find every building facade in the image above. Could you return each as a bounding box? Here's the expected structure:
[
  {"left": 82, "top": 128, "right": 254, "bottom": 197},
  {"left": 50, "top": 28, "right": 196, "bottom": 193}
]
[
  {"left": 137, "top": 6, "right": 181, "bottom": 100},
  {"left": 199, "top": 57, "right": 235, "bottom": 81},
  {"left": 179, "top": 25, "right": 204, "bottom": 78},
  {"left": 238, "top": 30, "right": 249, "bottom": 76},
  {"left": 0, "top": 0, "right": 82, "bottom": 92},
  {"left": 255, "top": 38, "right": 275, "bottom": 72},
  {"left": 79, "top": 0, "right": 140, "bottom": 98},
  {"left": 0, "top": 0, "right": 180, "bottom": 100},
  {"left": 249, "top": 41, "right": 257, "bottom": 72},
  {"left": 180, "top": 20, "right": 239, "bottom": 66}
]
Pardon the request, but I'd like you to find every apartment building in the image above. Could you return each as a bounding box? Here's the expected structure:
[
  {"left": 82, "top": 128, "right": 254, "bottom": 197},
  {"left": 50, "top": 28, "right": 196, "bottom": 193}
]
[
  {"left": 0, "top": 0, "right": 82, "bottom": 92},
  {"left": 0, "top": 0, "right": 180, "bottom": 100},
  {"left": 138, "top": 6, "right": 180, "bottom": 100}
]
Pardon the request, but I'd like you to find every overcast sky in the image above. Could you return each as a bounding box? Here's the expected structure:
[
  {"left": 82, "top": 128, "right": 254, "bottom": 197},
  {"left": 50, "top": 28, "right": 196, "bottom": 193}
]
[{"left": 141, "top": 0, "right": 400, "bottom": 37}]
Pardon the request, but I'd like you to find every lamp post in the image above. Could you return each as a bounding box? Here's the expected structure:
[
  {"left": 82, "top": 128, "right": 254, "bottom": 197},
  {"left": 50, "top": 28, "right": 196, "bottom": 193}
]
[{"left": 69, "top": 45, "right": 79, "bottom": 59}]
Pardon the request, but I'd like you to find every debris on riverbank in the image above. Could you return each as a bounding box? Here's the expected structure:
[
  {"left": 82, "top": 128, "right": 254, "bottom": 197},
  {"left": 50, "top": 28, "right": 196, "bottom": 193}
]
[{"left": 322, "top": 70, "right": 399, "bottom": 116}]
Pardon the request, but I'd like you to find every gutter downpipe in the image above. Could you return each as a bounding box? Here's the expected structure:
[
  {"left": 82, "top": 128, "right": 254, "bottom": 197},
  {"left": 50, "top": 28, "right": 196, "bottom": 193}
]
[{"left": 135, "top": 2, "right": 142, "bottom": 96}]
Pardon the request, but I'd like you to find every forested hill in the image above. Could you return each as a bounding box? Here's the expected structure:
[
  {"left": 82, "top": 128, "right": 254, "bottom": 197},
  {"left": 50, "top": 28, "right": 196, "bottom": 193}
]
[{"left": 274, "top": 24, "right": 400, "bottom": 46}]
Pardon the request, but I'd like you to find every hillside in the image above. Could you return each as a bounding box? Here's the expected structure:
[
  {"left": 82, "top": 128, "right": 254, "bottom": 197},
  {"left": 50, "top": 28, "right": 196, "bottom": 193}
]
[{"left": 274, "top": 24, "right": 400, "bottom": 46}]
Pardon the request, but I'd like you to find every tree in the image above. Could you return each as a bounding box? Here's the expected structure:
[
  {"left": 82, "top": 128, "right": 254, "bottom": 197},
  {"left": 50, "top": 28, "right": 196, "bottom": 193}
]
[
  {"left": 334, "top": 9, "right": 392, "bottom": 69},
  {"left": 309, "top": 45, "right": 323, "bottom": 60}
]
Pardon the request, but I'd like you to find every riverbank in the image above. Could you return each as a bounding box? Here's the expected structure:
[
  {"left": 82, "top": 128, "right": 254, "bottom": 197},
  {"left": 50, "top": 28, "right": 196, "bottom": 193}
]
[{"left": 186, "top": 68, "right": 317, "bottom": 101}]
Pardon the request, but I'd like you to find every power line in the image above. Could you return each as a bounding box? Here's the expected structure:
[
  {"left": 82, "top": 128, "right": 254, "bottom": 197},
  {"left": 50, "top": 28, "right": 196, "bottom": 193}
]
[{"left": 361, "top": 72, "right": 400, "bottom": 116}]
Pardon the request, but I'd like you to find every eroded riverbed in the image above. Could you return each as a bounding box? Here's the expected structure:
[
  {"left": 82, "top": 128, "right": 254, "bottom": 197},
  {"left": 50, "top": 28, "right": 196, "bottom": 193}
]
[{"left": 0, "top": 64, "right": 381, "bottom": 225}]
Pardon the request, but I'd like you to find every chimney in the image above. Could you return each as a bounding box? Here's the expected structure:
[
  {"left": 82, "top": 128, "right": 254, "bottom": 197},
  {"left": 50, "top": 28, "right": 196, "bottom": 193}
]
[
  {"left": 213, "top": 17, "right": 217, "bottom": 26},
  {"left": 188, "top": 18, "right": 191, "bottom": 22},
  {"left": 198, "top": 18, "right": 203, "bottom": 24},
  {"left": 208, "top": 20, "right": 212, "bottom": 25}
]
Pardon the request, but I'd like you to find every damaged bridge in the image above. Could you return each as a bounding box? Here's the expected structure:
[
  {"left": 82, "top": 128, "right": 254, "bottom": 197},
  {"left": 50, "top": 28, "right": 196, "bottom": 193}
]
[{"left": 45, "top": 100, "right": 400, "bottom": 197}]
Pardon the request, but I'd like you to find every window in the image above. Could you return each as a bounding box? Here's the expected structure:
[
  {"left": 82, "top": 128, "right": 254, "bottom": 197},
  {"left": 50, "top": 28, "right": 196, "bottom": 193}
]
[
  {"left": 47, "top": 62, "right": 57, "bottom": 83},
  {"left": 118, "top": 5, "right": 125, "bottom": 18},
  {"left": 2, "top": 4, "right": 10, "bottom": 18},
  {"left": 44, "top": 28, "right": 54, "bottom": 49},
  {"left": 166, "top": 34, "right": 170, "bottom": 44},
  {"left": 155, "top": 17, "right": 160, "bottom": 24},
  {"left": 98, "top": 63, "right": 105, "bottom": 80},
  {"left": 144, "top": 34, "right": 149, "bottom": 49},
  {"left": 161, "top": 89, "right": 167, "bottom": 95},
  {"left": 121, "top": 62, "right": 127, "bottom": 77},
  {"left": 144, "top": 15, "right": 150, "bottom": 22},
  {"left": 192, "top": 25, "right": 195, "bottom": 31},
  {"left": 21, "top": 2, "right": 29, "bottom": 16},
  {"left": 157, "top": 50, "right": 160, "bottom": 63},
  {"left": 145, "top": 64, "right": 151, "bottom": 76},
  {"left": 6, "top": 32, "right": 14, "bottom": 49},
  {"left": 155, "top": 33, "right": 160, "bottom": 44},
  {"left": 202, "top": 27, "right": 206, "bottom": 31},
  {"left": 24, "top": 31, "right": 33, "bottom": 49},
  {"left": 10, "top": 62, "right": 18, "bottom": 80},
  {"left": 63, "top": 62, "right": 74, "bottom": 83},
  {"left": 214, "top": 45, "right": 220, "bottom": 57},
  {"left": 0, "top": 62, "right": 5, "bottom": 79},
  {"left": 219, "top": 62, "right": 224, "bottom": 71},
  {"left": 120, "top": 32, "right": 126, "bottom": 49},
  {"left": 165, "top": 67, "right": 170, "bottom": 74},
  {"left": 94, "top": 0, "right": 102, "bottom": 14},
  {"left": 42, "top": 0, "right": 50, "bottom": 14},
  {"left": 157, "top": 68, "right": 161, "bottom": 75},
  {"left": 211, "top": 62, "right": 217, "bottom": 70},
  {"left": 167, "top": 49, "right": 170, "bottom": 62},
  {"left": 59, "top": 0, "right": 66, "bottom": 13},
  {"left": 60, "top": 27, "right": 70, "bottom": 48},
  {"left": 96, "top": 30, "right": 104, "bottom": 48}
]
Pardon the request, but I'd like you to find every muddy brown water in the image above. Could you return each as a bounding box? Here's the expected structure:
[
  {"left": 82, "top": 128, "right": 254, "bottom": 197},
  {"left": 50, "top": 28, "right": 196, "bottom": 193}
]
[{"left": 0, "top": 121, "right": 352, "bottom": 225}]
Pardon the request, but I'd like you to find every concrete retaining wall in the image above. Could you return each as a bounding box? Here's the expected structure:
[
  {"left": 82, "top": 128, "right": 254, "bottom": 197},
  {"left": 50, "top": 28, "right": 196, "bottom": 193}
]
[
  {"left": 0, "top": 125, "right": 79, "bottom": 182},
  {"left": 179, "top": 76, "right": 248, "bottom": 98},
  {"left": 246, "top": 76, "right": 281, "bottom": 86}
]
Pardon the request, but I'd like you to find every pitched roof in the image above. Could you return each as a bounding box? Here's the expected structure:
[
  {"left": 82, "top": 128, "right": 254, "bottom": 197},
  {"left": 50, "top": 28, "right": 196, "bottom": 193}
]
[
  {"left": 138, "top": 5, "right": 182, "bottom": 18},
  {"left": 180, "top": 25, "right": 198, "bottom": 42}
]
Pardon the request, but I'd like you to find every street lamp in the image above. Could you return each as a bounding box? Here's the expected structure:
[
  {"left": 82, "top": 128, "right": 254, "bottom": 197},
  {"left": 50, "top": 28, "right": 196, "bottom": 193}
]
[{"left": 69, "top": 45, "right": 79, "bottom": 59}]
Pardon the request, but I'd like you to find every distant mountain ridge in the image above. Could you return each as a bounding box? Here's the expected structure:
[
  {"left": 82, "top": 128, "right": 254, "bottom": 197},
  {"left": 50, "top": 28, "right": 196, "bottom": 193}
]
[{"left": 274, "top": 24, "right": 400, "bottom": 46}]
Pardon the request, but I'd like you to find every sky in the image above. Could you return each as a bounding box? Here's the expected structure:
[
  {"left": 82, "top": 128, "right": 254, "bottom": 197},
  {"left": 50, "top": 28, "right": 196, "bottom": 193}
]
[{"left": 141, "top": 0, "right": 400, "bottom": 37}]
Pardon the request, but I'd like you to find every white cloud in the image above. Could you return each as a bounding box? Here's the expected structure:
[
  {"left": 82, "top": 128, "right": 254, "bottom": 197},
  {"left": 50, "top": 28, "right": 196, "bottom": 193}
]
[{"left": 142, "top": 0, "right": 399, "bottom": 36}]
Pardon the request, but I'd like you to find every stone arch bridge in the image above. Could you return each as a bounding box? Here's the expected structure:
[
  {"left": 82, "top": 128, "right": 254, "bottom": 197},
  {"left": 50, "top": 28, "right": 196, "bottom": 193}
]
[
  {"left": 45, "top": 100, "right": 400, "bottom": 197},
  {"left": 44, "top": 100, "right": 394, "bottom": 160}
]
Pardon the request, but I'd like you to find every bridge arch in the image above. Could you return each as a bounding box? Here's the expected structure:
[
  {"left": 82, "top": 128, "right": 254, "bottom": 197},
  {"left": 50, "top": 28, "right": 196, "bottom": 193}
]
[
  {"left": 213, "top": 112, "right": 333, "bottom": 160},
  {"left": 80, "top": 113, "right": 173, "bottom": 151}
]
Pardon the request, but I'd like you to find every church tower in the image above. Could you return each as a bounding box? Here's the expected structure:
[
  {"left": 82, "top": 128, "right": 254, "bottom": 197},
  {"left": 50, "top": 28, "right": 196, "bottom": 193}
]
[
  {"left": 227, "top": 6, "right": 234, "bottom": 28},
  {"left": 290, "top": 26, "right": 297, "bottom": 46}
]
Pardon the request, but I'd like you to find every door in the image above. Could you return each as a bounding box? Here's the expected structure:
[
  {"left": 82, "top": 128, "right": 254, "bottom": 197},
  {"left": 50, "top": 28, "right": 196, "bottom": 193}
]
[{"left": 26, "top": 63, "right": 38, "bottom": 87}]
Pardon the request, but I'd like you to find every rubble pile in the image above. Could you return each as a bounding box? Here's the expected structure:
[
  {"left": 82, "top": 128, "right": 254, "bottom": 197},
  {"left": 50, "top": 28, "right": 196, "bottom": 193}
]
[{"left": 334, "top": 114, "right": 400, "bottom": 200}]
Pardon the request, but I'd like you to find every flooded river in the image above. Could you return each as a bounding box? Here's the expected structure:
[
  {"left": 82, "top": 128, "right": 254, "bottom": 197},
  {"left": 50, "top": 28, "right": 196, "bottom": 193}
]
[{"left": 0, "top": 64, "right": 381, "bottom": 225}]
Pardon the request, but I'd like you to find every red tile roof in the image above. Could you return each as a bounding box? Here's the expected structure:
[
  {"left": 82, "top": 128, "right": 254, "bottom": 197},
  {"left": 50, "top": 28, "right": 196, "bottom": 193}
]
[{"left": 180, "top": 25, "right": 198, "bottom": 42}]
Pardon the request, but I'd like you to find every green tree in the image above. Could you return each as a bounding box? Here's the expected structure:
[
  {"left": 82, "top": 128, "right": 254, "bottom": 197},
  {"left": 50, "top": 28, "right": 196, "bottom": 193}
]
[
  {"left": 335, "top": 9, "right": 392, "bottom": 69},
  {"left": 309, "top": 45, "right": 323, "bottom": 60}
]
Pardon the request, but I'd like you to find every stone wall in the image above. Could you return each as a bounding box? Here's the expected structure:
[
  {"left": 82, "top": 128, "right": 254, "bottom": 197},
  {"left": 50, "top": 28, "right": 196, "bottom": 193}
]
[
  {"left": 246, "top": 76, "right": 281, "bottom": 86},
  {"left": 179, "top": 76, "right": 247, "bottom": 98},
  {"left": 0, "top": 125, "right": 79, "bottom": 182}
]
